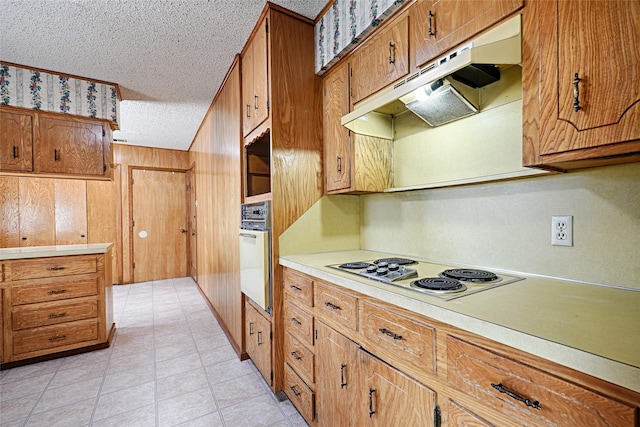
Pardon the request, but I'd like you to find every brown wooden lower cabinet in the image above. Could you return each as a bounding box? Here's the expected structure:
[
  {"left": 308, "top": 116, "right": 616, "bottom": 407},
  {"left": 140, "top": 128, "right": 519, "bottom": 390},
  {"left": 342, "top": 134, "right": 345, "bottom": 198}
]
[
  {"left": 244, "top": 300, "right": 272, "bottom": 386},
  {"left": 282, "top": 267, "right": 640, "bottom": 427},
  {"left": 1, "top": 249, "right": 114, "bottom": 367}
]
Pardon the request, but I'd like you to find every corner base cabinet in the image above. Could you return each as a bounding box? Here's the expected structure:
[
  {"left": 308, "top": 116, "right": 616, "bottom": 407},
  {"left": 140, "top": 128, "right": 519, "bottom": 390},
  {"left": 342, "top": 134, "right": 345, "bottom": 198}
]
[{"left": 1, "top": 247, "right": 115, "bottom": 368}]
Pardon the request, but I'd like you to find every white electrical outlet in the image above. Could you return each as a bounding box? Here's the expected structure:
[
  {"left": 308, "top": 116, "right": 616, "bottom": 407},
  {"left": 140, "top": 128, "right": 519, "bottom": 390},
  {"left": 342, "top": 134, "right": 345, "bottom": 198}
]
[{"left": 551, "top": 215, "right": 573, "bottom": 246}]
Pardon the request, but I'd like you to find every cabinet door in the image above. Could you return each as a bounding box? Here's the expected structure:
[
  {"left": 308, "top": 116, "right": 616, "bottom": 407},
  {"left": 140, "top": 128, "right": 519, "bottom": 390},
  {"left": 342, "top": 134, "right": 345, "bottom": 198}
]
[
  {"left": 323, "top": 61, "right": 351, "bottom": 193},
  {"left": 19, "top": 178, "right": 55, "bottom": 247},
  {"left": 0, "top": 109, "right": 33, "bottom": 172},
  {"left": 245, "top": 301, "right": 272, "bottom": 386},
  {"left": 242, "top": 16, "right": 269, "bottom": 137},
  {"left": 538, "top": 0, "right": 640, "bottom": 157},
  {"left": 54, "top": 179, "right": 87, "bottom": 245},
  {"left": 315, "top": 321, "right": 359, "bottom": 427},
  {"left": 358, "top": 348, "right": 436, "bottom": 426},
  {"left": 351, "top": 14, "right": 409, "bottom": 105},
  {"left": 242, "top": 37, "right": 255, "bottom": 136},
  {"left": 412, "top": 0, "right": 523, "bottom": 68},
  {"left": 36, "top": 115, "right": 105, "bottom": 176},
  {"left": 0, "top": 177, "right": 20, "bottom": 247}
]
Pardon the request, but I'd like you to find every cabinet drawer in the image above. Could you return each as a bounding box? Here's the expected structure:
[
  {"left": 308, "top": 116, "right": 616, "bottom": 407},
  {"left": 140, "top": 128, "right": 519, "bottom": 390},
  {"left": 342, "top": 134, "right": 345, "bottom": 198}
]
[
  {"left": 284, "top": 301, "right": 314, "bottom": 347},
  {"left": 314, "top": 281, "right": 357, "bottom": 331},
  {"left": 12, "top": 275, "right": 99, "bottom": 305},
  {"left": 13, "top": 318, "right": 99, "bottom": 356},
  {"left": 12, "top": 296, "right": 98, "bottom": 330},
  {"left": 284, "top": 332, "right": 314, "bottom": 387},
  {"left": 283, "top": 269, "right": 313, "bottom": 308},
  {"left": 9, "top": 255, "right": 98, "bottom": 280},
  {"left": 446, "top": 336, "right": 637, "bottom": 427},
  {"left": 361, "top": 300, "right": 436, "bottom": 378},
  {"left": 284, "top": 362, "right": 315, "bottom": 424}
]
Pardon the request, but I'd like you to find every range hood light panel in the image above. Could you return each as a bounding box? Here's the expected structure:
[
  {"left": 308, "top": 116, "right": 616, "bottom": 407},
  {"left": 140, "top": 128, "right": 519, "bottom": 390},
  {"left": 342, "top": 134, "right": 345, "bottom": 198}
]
[{"left": 403, "top": 79, "right": 479, "bottom": 127}]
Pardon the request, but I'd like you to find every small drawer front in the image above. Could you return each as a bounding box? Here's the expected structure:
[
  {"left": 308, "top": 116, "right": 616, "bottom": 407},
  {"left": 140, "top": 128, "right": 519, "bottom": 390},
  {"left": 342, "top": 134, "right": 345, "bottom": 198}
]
[
  {"left": 361, "top": 300, "right": 436, "bottom": 377},
  {"left": 284, "top": 362, "right": 315, "bottom": 424},
  {"left": 284, "top": 269, "right": 313, "bottom": 308},
  {"left": 9, "top": 255, "right": 98, "bottom": 281},
  {"left": 12, "top": 276, "right": 99, "bottom": 305},
  {"left": 284, "top": 301, "right": 314, "bottom": 347},
  {"left": 284, "top": 332, "right": 315, "bottom": 386},
  {"left": 314, "top": 281, "right": 357, "bottom": 331},
  {"left": 12, "top": 297, "right": 99, "bottom": 330},
  {"left": 447, "top": 336, "right": 637, "bottom": 427},
  {"left": 13, "top": 319, "right": 99, "bottom": 356}
]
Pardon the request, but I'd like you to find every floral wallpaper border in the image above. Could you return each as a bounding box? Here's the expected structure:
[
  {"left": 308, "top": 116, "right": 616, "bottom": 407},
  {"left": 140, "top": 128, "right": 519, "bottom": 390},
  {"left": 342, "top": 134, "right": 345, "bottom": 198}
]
[
  {"left": 0, "top": 63, "right": 120, "bottom": 128},
  {"left": 315, "top": 0, "right": 407, "bottom": 74}
]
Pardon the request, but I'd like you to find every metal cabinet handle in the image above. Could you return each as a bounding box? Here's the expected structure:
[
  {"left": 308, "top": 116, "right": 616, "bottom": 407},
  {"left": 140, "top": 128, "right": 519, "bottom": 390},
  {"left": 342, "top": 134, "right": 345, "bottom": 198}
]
[
  {"left": 254, "top": 95, "right": 259, "bottom": 110},
  {"left": 491, "top": 383, "right": 541, "bottom": 410},
  {"left": 54, "top": 149, "right": 60, "bottom": 161},
  {"left": 388, "top": 42, "right": 395, "bottom": 64},
  {"left": 246, "top": 104, "right": 251, "bottom": 117},
  {"left": 336, "top": 156, "right": 342, "bottom": 173},
  {"left": 428, "top": 11, "right": 435, "bottom": 36},
  {"left": 290, "top": 284, "right": 301, "bottom": 291},
  {"left": 46, "top": 266, "right": 66, "bottom": 271},
  {"left": 48, "top": 335, "right": 67, "bottom": 342},
  {"left": 573, "top": 73, "right": 582, "bottom": 112},
  {"left": 368, "top": 388, "right": 377, "bottom": 417},
  {"left": 48, "top": 312, "right": 67, "bottom": 319},
  {"left": 340, "top": 363, "right": 347, "bottom": 388},
  {"left": 290, "top": 385, "right": 301, "bottom": 397},
  {"left": 291, "top": 351, "right": 302, "bottom": 361},
  {"left": 290, "top": 317, "right": 301, "bottom": 326},
  {"left": 13, "top": 146, "right": 18, "bottom": 159},
  {"left": 249, "top": 321, "right": 254, "bottom": 336},
  {"left": 47, "top": 289, "right": 66, "bottom": 295},
  {"left": 378, "top": 327, "right": 403, "bottom": 340},
  {"left": 180, "top": 228, "right": 187, "bottom": 233},
  {"left": 257, "top": 330, "right": 263, "bottom": 345},
  {"left": 325, "top": 301, "right": 341, "bottom": 310}
]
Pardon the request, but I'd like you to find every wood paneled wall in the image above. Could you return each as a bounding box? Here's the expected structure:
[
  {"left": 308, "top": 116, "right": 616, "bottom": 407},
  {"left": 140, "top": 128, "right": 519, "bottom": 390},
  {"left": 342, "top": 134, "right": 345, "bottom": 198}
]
[
  {"left": 112, "top": 144, "right": 190, "bottom": 284},
  {"left": 188, "top": 59, "right": 243, "bottom": 355}
]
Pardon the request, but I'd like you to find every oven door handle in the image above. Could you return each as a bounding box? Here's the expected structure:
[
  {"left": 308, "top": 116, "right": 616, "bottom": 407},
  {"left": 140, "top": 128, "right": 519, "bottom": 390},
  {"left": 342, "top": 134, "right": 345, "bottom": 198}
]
[{"left": 239, "top": 233, "right": 258, "bottom": 239}]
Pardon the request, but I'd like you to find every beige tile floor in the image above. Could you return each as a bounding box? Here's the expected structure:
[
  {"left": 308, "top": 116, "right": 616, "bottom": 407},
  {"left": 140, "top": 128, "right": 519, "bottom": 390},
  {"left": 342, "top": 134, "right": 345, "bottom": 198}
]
[{"left": 0, "top": 278, "right": 308, "bottom": 427}]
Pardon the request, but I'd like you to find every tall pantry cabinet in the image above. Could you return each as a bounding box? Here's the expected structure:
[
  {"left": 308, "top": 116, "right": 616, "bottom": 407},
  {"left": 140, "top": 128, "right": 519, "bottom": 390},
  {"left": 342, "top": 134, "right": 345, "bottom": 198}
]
[{"left": 240, "top": 3, "right": 323, "bottom": 392}]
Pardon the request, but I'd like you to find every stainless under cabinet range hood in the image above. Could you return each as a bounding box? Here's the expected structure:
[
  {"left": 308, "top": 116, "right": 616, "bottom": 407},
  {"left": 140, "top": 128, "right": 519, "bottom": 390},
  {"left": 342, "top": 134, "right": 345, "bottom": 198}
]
[{"left": 342, "top": 16, "right": 522, "bottom": 138}]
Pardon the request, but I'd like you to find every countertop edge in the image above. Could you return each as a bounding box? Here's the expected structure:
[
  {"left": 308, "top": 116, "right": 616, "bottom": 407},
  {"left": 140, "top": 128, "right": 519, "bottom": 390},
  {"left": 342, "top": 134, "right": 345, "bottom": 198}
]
[
  {"left": 0, "top": 243, "right": 113, "bottom": 260},
  {"left": 280, "top": 256, "right": 640, "bottom": 394}
]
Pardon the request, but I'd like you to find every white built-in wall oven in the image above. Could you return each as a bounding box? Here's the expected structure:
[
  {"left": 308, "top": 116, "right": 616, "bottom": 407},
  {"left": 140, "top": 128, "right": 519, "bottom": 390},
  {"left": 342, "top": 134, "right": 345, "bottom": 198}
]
[{"left": 239, "top": 201, "right": 271, "bottom": 313}]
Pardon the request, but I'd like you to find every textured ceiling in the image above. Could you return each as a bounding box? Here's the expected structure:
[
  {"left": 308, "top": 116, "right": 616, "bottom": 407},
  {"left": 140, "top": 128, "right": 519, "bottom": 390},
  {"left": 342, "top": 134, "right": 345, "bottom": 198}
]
[{"left": 1, "top": 0, "right": 327, "bottom": 151}]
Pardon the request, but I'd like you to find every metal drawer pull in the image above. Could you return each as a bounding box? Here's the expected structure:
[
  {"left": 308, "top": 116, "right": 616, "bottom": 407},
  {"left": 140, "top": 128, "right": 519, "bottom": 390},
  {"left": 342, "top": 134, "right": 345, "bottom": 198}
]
[
  {"left": 336, "top": 155, "right": 342, "bottom": 173},
  {"left": 246, "top": 104, "right": 251, "bottom": 117},
  {"left": 428, "top": 11, "right": 435, "bottom": 36},
  {"left": 257, "top": 331, "right": 262, "bottom": 345},
  {"left": 491, "top": 383, "right": 541, "bottom": 410},
  {"left": 254, "top": 95, "right": 259, "bottom": 109},
  {"left": 54, "top": 149, "right": 60, "bottom": 161},
  {"left": 48, "top": 335, "right": 67, "bottom": 342},
  {"left": 290, "top": 385, "right": 301, "bottom": 397},
  {"left": 249, "top": 321, "right": 254, "bottom": 335},
  {"left": 573, "top": 73, "right": 582, "bottom": 112},
  {"left": 290, "top": 284, "right": 302, "bottom": 291},
  {"left": 378, "top": 327, "right": 403, "bottom": 340},
  {"left": 340, "top": 363, "right": 347, "bottom": 388},
  {"left": 290, "top": 317, "right": 301, "bottom": 325},
  {"left": 47, "top": 289, "right": 67, "bottom": 295},
  {"left": 388, "top": 42, "right": 395, "bottom": 64},
  {"left": 13, "top": 145, "right": 18, "bottom": 158},
  {"left": 291, "top": 351, "right": 301, "bottom": 361},
  {"left": 324, "top": 301, "right": 341, "bottom": 310},
  {"left": 48, "top": 312, "right": 67, "bottom": 319},
  {"left": 368, "top": 388, "right": 376, "bottom": 417},
  {"left": 46, "top": 266, "right": 66, "bottom": 271}
]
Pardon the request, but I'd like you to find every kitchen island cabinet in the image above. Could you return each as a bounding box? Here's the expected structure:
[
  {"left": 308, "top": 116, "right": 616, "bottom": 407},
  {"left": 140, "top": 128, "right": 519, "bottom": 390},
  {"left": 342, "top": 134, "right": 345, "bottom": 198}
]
[
  {"left": 280, "top": 256, "right": 640, "bottom": 426},
  {"left": 524, "top": 0, "right": 640, "bottom": 170},
  {"left": 0, "top": 244, "right": 114, "bottom": 368}
]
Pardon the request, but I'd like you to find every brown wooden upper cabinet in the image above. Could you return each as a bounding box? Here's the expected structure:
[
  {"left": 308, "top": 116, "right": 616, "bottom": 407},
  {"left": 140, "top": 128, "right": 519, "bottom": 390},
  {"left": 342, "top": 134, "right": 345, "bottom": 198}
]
[
  {"left": 323, "top": 61, "right": 351, "bottom": 193},
  {"left": 242, "top": 16, "right": 270, "bottom": 137},
  {"left": 350, "top": 13, "right": 409, "bottom": 105},
  {"left": 0, "top": 109, "right": 34, "bottom": 172},
  {"left": 410, "top": 0, "right": 523, "bottom": 70},
  {"left": 525, "top": 0, "right": 640, "bottom": 169},
  {"left": 35, "top": 115, "right": 110, "bottom": 177}
]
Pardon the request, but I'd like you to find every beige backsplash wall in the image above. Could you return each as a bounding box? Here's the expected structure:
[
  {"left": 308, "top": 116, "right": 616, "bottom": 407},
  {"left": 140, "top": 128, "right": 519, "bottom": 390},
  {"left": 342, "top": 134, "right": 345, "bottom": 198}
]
[{"left": 359, "top": 162, "right": 640, "bottom": 289}]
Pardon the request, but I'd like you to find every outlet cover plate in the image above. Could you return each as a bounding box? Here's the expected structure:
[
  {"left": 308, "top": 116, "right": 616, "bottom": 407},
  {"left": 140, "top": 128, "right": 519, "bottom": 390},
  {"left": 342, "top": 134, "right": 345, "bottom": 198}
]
[{"left": 552, "top": 215, "right": 573, "bottom": 246}]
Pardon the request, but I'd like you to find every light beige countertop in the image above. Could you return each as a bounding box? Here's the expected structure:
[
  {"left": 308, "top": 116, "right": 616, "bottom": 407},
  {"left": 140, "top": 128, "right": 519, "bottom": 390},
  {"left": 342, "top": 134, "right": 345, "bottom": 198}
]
[
  {"left": 0, "top": 243, "right": 113, "bottom": 260},
  {"left": 280, "top": 249, "right": 640, "bottom": 394}
]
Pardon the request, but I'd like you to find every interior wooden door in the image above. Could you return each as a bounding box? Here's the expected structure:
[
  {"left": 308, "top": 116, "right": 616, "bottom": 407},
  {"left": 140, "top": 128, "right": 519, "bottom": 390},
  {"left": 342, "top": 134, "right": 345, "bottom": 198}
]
[
  {"left": 54, "top": 179, "right": 87, "bottom": 245},
  {"left": 186, "top": 166, "right": 197, "bottom": 281},
  {"left": 132, "top": 169, "right": 187, "bottom": 282}
]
